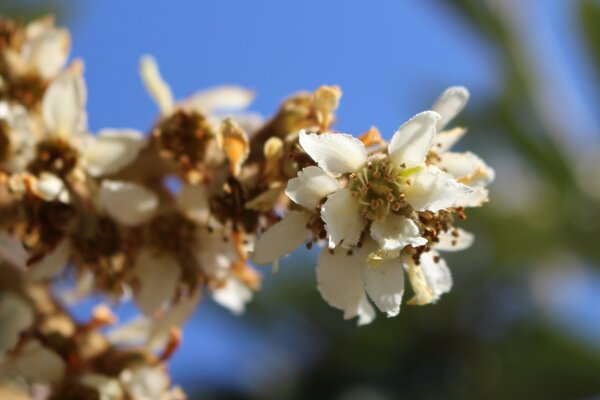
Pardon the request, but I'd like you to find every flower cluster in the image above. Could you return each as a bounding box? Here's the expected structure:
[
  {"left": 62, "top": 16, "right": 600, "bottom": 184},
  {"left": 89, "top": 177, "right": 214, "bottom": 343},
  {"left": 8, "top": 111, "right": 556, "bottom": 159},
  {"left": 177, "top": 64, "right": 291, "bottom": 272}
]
[
  {"left": 0, "top": 15, "right": 492, "bottom": 398},
  {"left": 253, "top": 88, "right": 493, "bottom": 324}
]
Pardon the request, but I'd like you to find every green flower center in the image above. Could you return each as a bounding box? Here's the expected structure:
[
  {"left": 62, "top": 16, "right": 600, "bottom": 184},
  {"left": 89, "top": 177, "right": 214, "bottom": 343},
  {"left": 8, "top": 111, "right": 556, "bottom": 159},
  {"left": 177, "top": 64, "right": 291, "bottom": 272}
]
[{"left": 349, "top": 159, "right": 419, "bottom": 222}]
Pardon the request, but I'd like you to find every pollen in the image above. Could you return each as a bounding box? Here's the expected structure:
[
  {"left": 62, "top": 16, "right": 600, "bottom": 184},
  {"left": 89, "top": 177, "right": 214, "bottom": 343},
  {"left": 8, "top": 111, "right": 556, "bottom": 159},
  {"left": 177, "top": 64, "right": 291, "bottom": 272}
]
[{"left": 349, "top": 159, "right": 411, "bottom": 221}]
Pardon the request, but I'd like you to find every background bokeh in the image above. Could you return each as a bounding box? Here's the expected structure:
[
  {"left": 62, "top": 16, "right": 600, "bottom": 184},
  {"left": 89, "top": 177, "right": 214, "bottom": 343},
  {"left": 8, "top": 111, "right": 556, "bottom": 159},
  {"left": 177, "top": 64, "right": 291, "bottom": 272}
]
[{"left": 4, "top": 0, "right": 600, "bottom": 398}]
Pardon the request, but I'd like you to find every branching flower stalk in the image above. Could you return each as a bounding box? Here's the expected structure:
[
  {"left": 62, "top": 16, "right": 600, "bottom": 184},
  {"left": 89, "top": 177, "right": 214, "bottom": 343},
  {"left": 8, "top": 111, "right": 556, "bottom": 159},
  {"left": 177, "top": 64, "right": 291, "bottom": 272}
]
[{"left": 0, "top": 16, "right": 493, "bottom": 399}]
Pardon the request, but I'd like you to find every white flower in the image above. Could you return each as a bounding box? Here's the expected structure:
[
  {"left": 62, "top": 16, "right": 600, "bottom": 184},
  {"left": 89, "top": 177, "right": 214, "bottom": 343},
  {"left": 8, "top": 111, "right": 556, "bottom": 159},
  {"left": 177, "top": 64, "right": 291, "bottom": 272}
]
[
  {"left": 39, "top": 62, "right": 146, "bottom": 177},
  {"left": 140, "top": 55, "right": 256, "bottom": 123},
  {"left": 254, "top": 111, "right": 475, "bottom": 267},
  {"left": 3, "top": 16, "right": 70, "bottom": 80}
]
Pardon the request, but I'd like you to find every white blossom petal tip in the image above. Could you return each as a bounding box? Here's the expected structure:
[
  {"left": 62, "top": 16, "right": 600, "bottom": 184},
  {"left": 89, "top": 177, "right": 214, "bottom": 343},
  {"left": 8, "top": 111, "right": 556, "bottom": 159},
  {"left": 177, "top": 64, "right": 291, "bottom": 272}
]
[
  {"left": 432, "top": 86, "right": 470, "bottom": 131},
  {"left": 83, "top": 129, "right": 146, "bottom": 177},
  {"left": 298, "top": 130, "right": 368, "bottom": 174},
  {"left": 388, "top": 111, "right": 440, "bottom": 168},
  {"left": 140, "top": 55, "right": 174, "bottom": 115}
]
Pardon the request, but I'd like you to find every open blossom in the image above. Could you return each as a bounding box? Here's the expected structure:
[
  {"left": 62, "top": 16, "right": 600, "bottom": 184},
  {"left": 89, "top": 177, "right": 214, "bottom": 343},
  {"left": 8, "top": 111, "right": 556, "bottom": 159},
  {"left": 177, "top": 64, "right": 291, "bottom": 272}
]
[{"left": 253, "top": 88, "right": 493, "bottom": 324}]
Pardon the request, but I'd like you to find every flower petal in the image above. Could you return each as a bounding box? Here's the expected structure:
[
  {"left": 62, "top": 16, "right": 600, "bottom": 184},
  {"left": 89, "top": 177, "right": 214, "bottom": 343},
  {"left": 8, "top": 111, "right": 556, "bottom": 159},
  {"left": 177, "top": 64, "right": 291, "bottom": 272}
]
[
  {"left": 82, "top": 129, "right": 146, "bottom": 177},
  {"left": 27, "top": 239, "right": 70, "bottom": 281},
  {"left": 432, "top": 86, "right": 469, "bottom": 131},
  {"left": 22, "top": 26, "right": 70, "bottom": 79},
  {"left": 178, "top": 85, "right": 255, "bottom": 114},
  {"left": 356, "top": 292, "right": 376, "bottom": 326},
  {"left": 321, "top": 188, "right": 365, "bottom": 248},
  {"left": 0, "top": 293, "right": 34, "bottom": 354},
  {"left": 212, "top": 277, "right": 252, "bottom": 315},
  {"left": 316, "top": 246, "right": 375, "bottom": 325},
  {"left": 140, "top": 55, "right": 174, "bottom": 115},
  {"left": 419, "top": 251, "right": 452, "bottom": 299},
  {"left": 435, "top": 229, "right": 474, "bottom": 252},
  {"left": 456, "top": 186, "right": 489, "bottom": 207},
  {"left": 431, "top": 127, "right": 466, "bottom": 153},
  {"left": 403, "top": 166, "right": 473, "bottom": 212},
  {"left": 15, "top": 340, "right": 66, "bottom": 383},
  {"left": 363, "top": 258, "right": 405, "bottom": 317},
  {"left": 195, "top": 226, "right": 237, "bottom": 279},
  {"left": 434, "top": 151, "right": 495, "bottom": 187},
  {"left": 388, "top": 111, "right": 440, "bottom": 168},
  {"left": 42, "top": 61, "right": 86, "bottom": 138},
  {"left": 299, "top": 131, "right": 367, "bottom": 174},
  {"left": 252, "top": 211, "right": 310, "bottom": 265},
  {"left": 370, "top": 214, "right": 427, "bottom": 252},
  {"left": 285, "top": 166, "right": 339, "bottom": 209},
  {"left": 99, "top": 181, "right": 159, "bottom": 226},
  {"left": 134, "top": 251, "right": 181, "bottom": 316},
  {"left": 147, "top": 290, "right": 201, "bottom": 351},
  {"left": 176, "top": 184, "right": 209, "bottom": 223}
]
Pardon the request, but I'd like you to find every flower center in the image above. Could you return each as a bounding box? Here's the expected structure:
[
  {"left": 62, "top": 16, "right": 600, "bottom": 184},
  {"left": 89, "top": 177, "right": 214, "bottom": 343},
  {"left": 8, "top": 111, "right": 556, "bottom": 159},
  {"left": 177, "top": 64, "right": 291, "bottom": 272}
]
[
  {"left": 27, "top": 138, "right": 79, "bottom": 177},
  {"left": 349, "top": 159, "right": 418, "bottom": 222},
  {"left": 154, "top": 109, "right": 214, "bottom": 170}
]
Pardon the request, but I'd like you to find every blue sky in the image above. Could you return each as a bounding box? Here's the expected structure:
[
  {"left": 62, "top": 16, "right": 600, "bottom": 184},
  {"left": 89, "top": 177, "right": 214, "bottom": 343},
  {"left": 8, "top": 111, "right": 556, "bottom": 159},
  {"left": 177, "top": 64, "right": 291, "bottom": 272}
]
[{"left": 66, "top": 1, "right": 498, "bottom": 136}]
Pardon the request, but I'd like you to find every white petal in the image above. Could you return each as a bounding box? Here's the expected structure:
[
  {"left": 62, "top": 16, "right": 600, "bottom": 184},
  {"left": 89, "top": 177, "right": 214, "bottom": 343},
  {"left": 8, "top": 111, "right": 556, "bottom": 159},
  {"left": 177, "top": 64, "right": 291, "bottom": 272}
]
[
  {"left": 140, "top": 55, "right": 174, "bottom": 116},
  {"left": 22, "top": 27, "right": 70, "bottom": 79},
  {"left": 299, "top": 131, "right": 367, "bottom": 174},
  {"left": 134, "top": 251, "right": 181, "bottom": 315},
  {"left": 403, "top": 166, "right": 473, "bottom": 212},
  {"left": 431, "top": 127, "right": 466, "bottom": 153},
  {"left": 178, "top": 86, "right": 255, "bottom": 114},
  {"left": 176, "top": 184, "right": 209, "bottom": 223},
  {"left": 363, "top": 258, "right": 405, "bottom": 317},
  {"left": 388, "top": 111, "right": 440, "bottom": 168},
  {"left": 456, "top": 186, "right": 489, "bottom": 207},
  {"left": 285, "top": 166, "right": 339, "bottom": 209},
  {"left": 27, "top": 239, "right": 70, "bottom": 281},
  {"left": 81, "top": 374, "right": 124, "bottom": 400},
  {"left": 82, "top": 130, "right": 146, "bottom": 177},
  {"left": 106, "top": 316, "right": 152, "bottom": 346},
  {"left": 0, "top": 293, "right": 34, "bottom": 354},
  {"left": 15, "top": 340, "right": 66, "bottom": 383},
  {"left": 316, "top": 246, "right": 374, "bottom": 325},
  {"left": 212, "top": 277, "right": 252, "bottom": 315},
  {"left": 195, "top": 227, "right": 236, "bottom": 278},
  {"left": 147, "top": 290, "right": 201, "bottom": 350},
  {"left": 434, "top": 151, "right": 495, "bottom": 187},
  {"left": 356, "top": 292, "right": 376, "bottom": 326},
  {"left": 42, "top": 62, "right": 86, "bottom": 138},
  {"left": 99, "top": 181, "right": 159, "bottom": 226},
  {"left": 252, "top": 211, "right": 309, "bottom": 265},
  {"left": 432, "top": 86, "right": 469, "bottom": 131},
  {"left": 321, "top": 188, "right": 365, "bottom": 248},
  {"left": 435, "top": 229, "right": 474, "bottom": 252},
  {"left": 419, "top": 251, "right": 452, "bottom": 299},
  {"left": 0, "top": 231, "right": 28, "bottom": 270},
  {"left": 33, "top": 173, "right": 69, "bottom": 203},
  {"left": 370, "top": 214, "right": 427, "bottom": 252}
]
